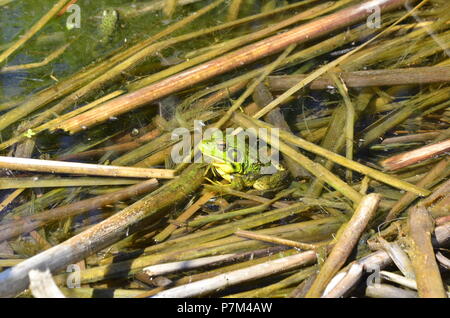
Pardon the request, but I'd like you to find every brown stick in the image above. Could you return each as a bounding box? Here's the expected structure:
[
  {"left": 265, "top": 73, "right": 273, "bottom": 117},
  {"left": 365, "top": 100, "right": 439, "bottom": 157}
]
[
  {"left": 305, "top": 193, "right": 381, "bottom": 298},
  {"left": 0, "top": 156, "right": 176, "bottom": 179},
  {"left": 59, "top": 0, "right": 411, "bottom": 134},
  {"left": 380, "top": 139, "right": 450, "bottom": 171},
  {"left": 408, "top": 205, "right": 447, "bottom": 298},
  {"left": 266, "top": 66, "right": 450, "bottom": 90},
  {"left": 0, "top": 179, "right": 158, "bottom": 242}
]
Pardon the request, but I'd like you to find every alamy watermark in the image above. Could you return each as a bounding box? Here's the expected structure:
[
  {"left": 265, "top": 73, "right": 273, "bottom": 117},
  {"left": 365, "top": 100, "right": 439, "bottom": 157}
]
[
  {"left": 66, "top": 263, "right": 81, "bottom": 288},
  {"left": 65, "top": 4, "right": 81, "bottom": 30},
  {"left": 366, "top": 5, "right": 381, "bottom": 29}
]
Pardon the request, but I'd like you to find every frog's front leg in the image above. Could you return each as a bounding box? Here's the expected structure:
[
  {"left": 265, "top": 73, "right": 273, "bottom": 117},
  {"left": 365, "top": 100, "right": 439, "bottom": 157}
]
[{"left": 253, "top": 170, "right": 290, "bottom": 190}]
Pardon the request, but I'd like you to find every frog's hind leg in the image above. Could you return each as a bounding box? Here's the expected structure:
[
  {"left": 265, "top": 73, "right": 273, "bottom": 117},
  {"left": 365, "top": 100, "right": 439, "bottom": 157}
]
[{"left": 253, "top": 170, "right": 291, "bottom": 191}]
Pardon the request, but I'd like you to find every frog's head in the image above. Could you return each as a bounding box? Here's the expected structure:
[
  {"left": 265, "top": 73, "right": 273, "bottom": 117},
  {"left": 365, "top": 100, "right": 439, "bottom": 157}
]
[
  {"left": 199, "top": 130, "right": 246, "bottom": 174},
  {"left": 102, "top": 9, "right": 119, "bottom": 20}
]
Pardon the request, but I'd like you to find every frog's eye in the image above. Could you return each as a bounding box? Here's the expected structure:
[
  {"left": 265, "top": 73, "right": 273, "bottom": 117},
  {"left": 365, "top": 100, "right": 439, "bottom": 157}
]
[
  {"left": 227, "top": 148, "right": 242, "bottom": 162},
  {"left": 216, "top": 141, "right": 226, "bottom": 151}
]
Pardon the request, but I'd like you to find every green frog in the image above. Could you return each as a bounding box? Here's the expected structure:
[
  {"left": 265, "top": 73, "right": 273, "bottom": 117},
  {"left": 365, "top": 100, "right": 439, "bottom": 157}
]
[
  {"left": 99, "top": 9, "right": 119, "bottom": 44},
  {"left": 199, "top": 130, "right": 290, "bottom": 190}
]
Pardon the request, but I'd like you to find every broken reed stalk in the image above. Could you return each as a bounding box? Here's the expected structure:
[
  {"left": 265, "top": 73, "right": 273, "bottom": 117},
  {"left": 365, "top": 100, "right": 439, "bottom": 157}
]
[
  {"left": 227, "top": 0, "right": 243, "bottom": 21},
  {"left": 28, "top": 269, "right": 66, "bottom": 298},
  {"left": 0, "top": 189, "right": 24, "bottom": 213},
  {"left": 57, "top": 128, "right": 161, "bottom": 161},
  {"left": 408, "top": 205, "right": 447, "bottom": 298},
  {"left": 56, "top": 0, "right": 77, "bottom": 16},
  {"left": 58, "top": 0, "right": 411, "bottom": 134},
  {"left": 377, "top": 238, "right": 415, "bottom": 279},
  {"left": 233, "top": 113, "right": 430, "bottom": 197},
  {"left": 0, "top": 179, "right": 159, "bottom": 242},
  {"left": 142, "top": 254, "right": 237, "bottom": 277},
  {"left": 0, "top": 43, "right": 71, "bottom": 73},
  {"left": 306, "top": 193, "right": 381, "bottom": 298},
  {"left": 234, "top": 230, "right": 321, "bottom": 250},
  {"left": 0, "top": 164, "right": 206, "bottom": 297},
  {"left": 226, "top": 265, "right": 319, "bottom": 298},
  {"left": 381, "top": 131, "right": 443, "bottom": 145},
  {"left": 0, "top": 0, "right": 72, "bottom": 65},
  {"left": 185, "top": 204, "right": 270, "bottom": 228},
  {"left": 204, "top": 184, "right": 290, "bottom": 209},
  {"left": 329, "top": 72, "right": 355, "bottom": 182},
  {"left": 379, "top": 271, "right": 418, "bottom": 290},
  {"left": 361, "top": 89, "right": 450, "bottom": 148},
  {"left": 436, "top": 252, "right": 450, "bottom": 270},
  {"left": 59, "top": 287, "right": 143, "bottom": 298},
  {"left": 0, "top": 156, "right": 175, "bottom": 179},
  {"left": 379, "top": 272, "right": 449, "bottom": 297},
  {"left": 386, "top": 157, "right": 450, "bottom": 222},
  {"left": 322, "top": 263, "right": 364, "bottom": 298},
  {"left": 153, "top": 191, "right": 216, "bottom": 243},
  {"left": 366, "top": 284, "right": 418, "bottom": 298},
  {"left": 321, "top": 221, "right": 450, "bottom": 297},
  {"left": 266, "top": 65, "right": 450, "bottom": 90},
  {"left": 163, "top": 0, "right": 178, "bottom": 17},
  {"left": 151, "top": 250, "right": 317, "bottom": 298},
  {"left": 0, "top": 177, "right": 141, "bottom": 189},
  {"left": 381, "top": 138, "right": 450, "bottom": 170}
]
